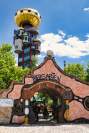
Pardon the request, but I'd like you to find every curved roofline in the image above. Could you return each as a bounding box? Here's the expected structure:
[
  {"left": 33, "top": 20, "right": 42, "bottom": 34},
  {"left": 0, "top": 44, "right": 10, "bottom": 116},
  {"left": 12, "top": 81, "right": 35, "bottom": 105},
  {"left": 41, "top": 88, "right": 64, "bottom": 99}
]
[{"left": 29, "top": 56, "right": 89, "bottom": 86}]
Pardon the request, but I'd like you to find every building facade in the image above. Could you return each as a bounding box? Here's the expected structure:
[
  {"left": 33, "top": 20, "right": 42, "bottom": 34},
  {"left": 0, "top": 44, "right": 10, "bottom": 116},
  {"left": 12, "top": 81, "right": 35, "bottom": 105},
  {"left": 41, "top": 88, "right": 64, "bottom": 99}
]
[{"left": 0, "top": 54, "right": 89, "bottom": 124}]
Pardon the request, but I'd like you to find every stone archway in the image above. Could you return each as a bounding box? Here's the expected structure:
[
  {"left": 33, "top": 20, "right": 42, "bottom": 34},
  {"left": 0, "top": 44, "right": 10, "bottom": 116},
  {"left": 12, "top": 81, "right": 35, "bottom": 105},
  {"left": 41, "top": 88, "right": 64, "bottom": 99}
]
[
  {"left": 21, "top": 80, "right": 66, "bottom": 99},
  {"left": 21, "top": 80, "right": 68, "bottom": 123}
]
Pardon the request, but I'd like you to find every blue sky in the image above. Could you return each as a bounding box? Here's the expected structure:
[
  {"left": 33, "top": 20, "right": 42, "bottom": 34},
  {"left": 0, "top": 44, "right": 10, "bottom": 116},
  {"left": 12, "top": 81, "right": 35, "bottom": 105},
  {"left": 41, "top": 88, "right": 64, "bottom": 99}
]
[{"left": 0, "top": 0, "right": 89, "bottom": 68}]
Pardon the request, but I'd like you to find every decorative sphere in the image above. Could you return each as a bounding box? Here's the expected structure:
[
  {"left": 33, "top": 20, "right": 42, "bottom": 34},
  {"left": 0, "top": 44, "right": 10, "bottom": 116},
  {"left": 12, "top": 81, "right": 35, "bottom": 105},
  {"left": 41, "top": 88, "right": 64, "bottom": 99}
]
[{"left": 47, "top": 50, "right": 54, "bottom": 57}]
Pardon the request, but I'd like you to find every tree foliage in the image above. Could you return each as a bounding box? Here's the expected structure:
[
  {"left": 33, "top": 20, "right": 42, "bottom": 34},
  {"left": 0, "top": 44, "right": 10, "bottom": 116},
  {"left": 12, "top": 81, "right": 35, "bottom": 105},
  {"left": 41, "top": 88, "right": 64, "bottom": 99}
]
[
  {"left": 86, "top": 63, "right": 89, "bottom": 82},
  {"left": 32, "top": 92, "right": 53, "bottom": 106},
  {"left": 0, "top": 44, "right": 36, "bottom": 89},
  {"left": 64, "top": 63, "right": 86, "bottom": 81}
]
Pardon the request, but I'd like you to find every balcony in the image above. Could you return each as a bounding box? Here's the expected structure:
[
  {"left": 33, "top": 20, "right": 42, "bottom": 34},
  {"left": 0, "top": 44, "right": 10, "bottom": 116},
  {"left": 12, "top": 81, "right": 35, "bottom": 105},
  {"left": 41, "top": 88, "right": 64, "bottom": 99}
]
[
  {"left": 33, "top": 38, "right": 41, "bottom": 45},
  {"left": 14, "top": 39, "right": 23, "bottom": 53},
  {"left": 31, "top": 44, "right": 40, "bottom": 55}
]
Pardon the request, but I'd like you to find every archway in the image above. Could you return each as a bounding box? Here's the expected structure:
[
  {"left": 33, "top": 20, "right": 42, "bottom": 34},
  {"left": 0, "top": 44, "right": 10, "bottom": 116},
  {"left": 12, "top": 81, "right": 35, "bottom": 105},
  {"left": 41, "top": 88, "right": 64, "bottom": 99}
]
[
  {"left": 21, "top": 80, "right": 65, "bottom": 99},
  {"left": 11, "top": 81, "right": 72, "bottom": 124},
  {"left": 30, "top": 88, "right": 65, "bottom": 124},
  {"left": 20, "top": 81, "right": 67, "bottom": 124}
]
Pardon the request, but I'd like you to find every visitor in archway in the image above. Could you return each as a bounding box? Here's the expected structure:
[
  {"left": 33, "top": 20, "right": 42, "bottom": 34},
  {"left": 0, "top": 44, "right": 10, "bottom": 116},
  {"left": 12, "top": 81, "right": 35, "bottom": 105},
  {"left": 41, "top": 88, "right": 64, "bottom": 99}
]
[
  {"left": 51, "top": 104, "right": 56, "bottom": 120},
  {"left": 55, "top": 105, "right": 60, "bottom": 123},
  {"left": 32, "top": 103, "right": 40, "bottom": 122},
  {"left": 51, "top": 103, "right": 62, "bottom": 123},
  {"left": 28, "top": 105, "right": 36, "bottom": 124}
]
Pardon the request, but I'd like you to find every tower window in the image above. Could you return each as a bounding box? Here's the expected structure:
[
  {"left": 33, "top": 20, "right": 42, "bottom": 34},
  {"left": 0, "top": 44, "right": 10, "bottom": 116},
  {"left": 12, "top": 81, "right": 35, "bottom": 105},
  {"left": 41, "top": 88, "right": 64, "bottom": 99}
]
[
  {"left": 35, "top": 12, "right": 38, "bottom": 15},
  {"left": 20, "top": 10, "right": 23, "bottom": 13},
  {"left": 28, "top": 10, "right": 31, "bottom": 12},
  {"left": 32, "top": 45, "right": 35, "bottom": 49},
  {"left": 23, "top": 35, "right": 29, "bottom": 43},
  {"left": 25, "top": 36, "right": 28, "bottom": 41},
  {"left": 15, "top": 45, "right": 18, "bottom": 49}
]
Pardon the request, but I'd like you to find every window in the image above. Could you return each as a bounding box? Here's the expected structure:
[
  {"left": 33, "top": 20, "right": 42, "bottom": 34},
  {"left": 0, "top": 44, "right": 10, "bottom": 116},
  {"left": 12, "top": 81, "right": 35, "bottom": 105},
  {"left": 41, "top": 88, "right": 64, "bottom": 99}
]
[
  {"left": 14, "top": 30, "right": 19, "bottom": 36},
  {"left": 35, "top": 12, "right": 38, "bottom": 15},
  {"left": 28, "top": 10, "right": 31, "bottom": 12},
  {"left": 23, "top": 36, "right": 29, "bottom": 43},
  {"left": 31, "top": 45, "right": 35, "bottom": 49},
  {"left": 23, "top": 32, "right": 28, "bottom": 36},
  {"left": 19, "top": 29, "right": 24, "bottom": 36},
  {"left": 24, "top": 56, "right": 30, "bottom": 61},
  {"left": 20, "top": 10, "right": 23, "bottom": 13},
  {"left": 15, "top": 45, "right": 18, "bottom": 49},
  {"left": 84, "top": 96, "right": 89, "bottom": 111},
  {"left": 25, "top": 36, "right": 28, "bottom": 40}
]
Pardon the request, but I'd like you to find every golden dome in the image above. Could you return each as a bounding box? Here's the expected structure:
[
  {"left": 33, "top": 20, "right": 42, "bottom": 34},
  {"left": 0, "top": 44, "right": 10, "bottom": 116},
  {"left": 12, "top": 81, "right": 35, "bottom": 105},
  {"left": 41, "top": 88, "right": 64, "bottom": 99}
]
[{"left": 14, "top": 8, "right": 41, "bottom": 28}]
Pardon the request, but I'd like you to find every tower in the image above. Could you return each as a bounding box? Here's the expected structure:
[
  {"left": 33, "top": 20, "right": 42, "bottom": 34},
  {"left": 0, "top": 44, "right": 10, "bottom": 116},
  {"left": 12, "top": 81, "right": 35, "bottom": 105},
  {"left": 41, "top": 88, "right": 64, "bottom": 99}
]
[{"left": 14, "top": 8, "right": 41, "bottom": 67}]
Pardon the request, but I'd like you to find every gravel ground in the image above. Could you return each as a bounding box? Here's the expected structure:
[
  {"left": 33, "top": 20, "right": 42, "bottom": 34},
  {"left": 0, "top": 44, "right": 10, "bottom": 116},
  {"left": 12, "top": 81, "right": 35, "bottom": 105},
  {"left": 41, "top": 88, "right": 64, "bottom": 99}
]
[{"left": 0, "top": 125, "right": 89, "bottom": 133}]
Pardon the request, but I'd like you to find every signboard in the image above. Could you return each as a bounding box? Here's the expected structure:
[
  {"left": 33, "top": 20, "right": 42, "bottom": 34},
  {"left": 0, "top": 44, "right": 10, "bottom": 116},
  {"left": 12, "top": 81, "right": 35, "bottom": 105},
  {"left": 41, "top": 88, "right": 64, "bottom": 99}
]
[
  {"left": 32, "top": 73, "right": 61, "bottom": 83},
  {"left": 0, "top": 99, "right": 14, "bottom": 107}
]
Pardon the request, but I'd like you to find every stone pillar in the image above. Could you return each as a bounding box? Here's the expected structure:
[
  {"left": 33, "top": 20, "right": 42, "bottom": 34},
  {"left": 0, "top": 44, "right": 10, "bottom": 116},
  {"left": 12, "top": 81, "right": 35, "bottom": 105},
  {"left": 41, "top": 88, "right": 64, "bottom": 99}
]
[{"left": 24, "top": 99, "right": 29, "bottom": 125}]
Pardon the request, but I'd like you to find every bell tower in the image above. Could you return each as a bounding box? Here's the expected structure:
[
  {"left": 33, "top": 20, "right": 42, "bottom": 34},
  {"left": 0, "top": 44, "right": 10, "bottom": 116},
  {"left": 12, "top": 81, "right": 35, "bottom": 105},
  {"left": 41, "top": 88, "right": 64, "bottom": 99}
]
[{"left": 13, "top": 8, "right": 41, "bottom": 67}]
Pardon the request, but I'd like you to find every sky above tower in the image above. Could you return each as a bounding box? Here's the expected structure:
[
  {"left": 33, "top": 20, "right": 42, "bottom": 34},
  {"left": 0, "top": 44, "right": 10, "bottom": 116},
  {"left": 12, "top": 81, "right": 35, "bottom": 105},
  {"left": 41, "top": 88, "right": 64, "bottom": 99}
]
[{"left": 0, "top": 0, "right": 89, "bottom": 68}]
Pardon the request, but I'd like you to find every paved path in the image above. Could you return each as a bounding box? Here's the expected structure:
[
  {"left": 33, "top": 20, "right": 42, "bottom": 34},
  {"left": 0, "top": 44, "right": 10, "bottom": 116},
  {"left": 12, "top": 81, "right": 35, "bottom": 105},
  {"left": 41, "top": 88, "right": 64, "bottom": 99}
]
[{"left": 0, "top": 125, "right": 89, "bottom": 133}]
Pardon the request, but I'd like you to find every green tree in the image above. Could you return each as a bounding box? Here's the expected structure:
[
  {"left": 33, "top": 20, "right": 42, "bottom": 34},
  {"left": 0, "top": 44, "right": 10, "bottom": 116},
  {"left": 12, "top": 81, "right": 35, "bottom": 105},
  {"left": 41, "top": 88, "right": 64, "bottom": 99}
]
[
  {"left": 85, "top": 63, "right": 89, "bottom": 82},
  {"left": 32, "top": 92, "right": 53, "bottom": 107},
  {"left": 64, "top": 63, "right": 86, "bottom": 81},
  {"left": 0, "top": 44, "right": 36, "bottom": 89},
  {"left": 0, "top": 44, "right": 15, "bottom": 89}
]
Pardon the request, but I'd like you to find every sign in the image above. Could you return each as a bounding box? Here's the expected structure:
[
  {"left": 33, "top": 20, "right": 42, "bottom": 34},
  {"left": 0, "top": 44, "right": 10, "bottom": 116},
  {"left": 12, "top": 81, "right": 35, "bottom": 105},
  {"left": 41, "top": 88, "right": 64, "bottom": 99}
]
[
  {"left": 0, "top": 99, "right": 14, "bottom": 107},
  {"left": 32, "top": 73, "right": 61, "bottom": 83}
]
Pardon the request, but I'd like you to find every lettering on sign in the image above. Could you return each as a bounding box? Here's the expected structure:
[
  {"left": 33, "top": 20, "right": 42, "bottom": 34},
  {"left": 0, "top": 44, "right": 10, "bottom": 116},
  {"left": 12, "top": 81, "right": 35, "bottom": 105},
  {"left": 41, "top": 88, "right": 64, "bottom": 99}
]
[
  {"left": 32, "top": 73, "right": 61, "bottom": 83},
  {"left": 0, "top": 99, "right": 14, "bottom": 107}
]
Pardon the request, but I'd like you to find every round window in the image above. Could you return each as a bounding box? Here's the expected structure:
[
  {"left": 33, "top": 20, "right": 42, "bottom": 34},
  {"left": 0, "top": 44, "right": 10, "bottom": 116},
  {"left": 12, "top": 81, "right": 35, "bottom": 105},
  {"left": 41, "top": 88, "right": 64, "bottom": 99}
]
[{"left": 83, "top": 96, "right": 89, "bottom": 111}]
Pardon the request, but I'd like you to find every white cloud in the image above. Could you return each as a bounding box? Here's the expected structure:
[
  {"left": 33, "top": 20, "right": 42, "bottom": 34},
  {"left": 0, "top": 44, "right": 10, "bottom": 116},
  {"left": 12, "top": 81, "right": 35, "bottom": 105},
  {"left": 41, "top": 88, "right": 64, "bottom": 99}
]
[
  {"left": 40, "top": 31, "right": 89, "bottom": 58},
  {"left": 83, "top": 7, "right": 89, "bottom": 12},
  {"left": 41, "top": 33, "right": 63, "bottom": 43},
  {"left": 58, "top": 30, "right": 66, "bottom": 38},
  {"left": 86, "top": 34, "right": 89, "bottom": 38}
]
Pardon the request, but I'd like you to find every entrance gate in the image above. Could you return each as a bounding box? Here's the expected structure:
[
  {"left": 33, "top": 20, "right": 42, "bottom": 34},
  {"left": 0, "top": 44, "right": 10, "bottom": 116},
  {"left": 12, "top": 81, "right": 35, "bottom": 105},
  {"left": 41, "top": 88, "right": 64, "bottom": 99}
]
[
  {"left": 1, "top": 54, "right": 89, "bottom": 124},
  {"left": 11, "top": 80, "right": 73, "bottom": 124}
]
